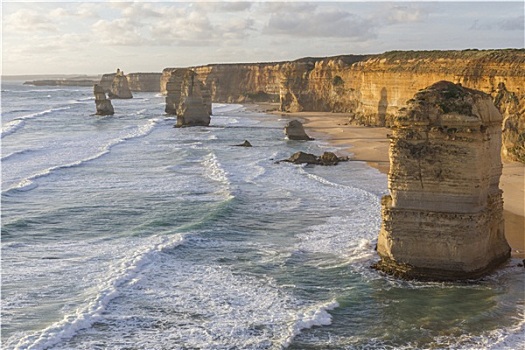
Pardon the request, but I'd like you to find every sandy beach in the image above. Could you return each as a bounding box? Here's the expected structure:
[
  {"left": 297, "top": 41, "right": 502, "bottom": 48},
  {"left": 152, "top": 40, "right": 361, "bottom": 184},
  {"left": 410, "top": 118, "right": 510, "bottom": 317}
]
[{"left": 257, "top": 104, "right": 524, "bottom": 259}]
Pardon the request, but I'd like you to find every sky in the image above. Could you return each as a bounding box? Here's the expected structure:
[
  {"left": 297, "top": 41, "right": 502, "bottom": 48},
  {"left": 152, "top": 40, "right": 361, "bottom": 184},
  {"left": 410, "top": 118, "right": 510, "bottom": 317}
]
[{"left": 1, "top": 1, "right": 524, "bottom": 75}]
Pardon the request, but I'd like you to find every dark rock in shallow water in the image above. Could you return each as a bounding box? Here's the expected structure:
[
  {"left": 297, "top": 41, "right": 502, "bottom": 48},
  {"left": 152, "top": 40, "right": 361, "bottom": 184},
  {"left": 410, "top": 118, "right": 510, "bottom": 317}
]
[
  {"left": 233, "top": 140, "right": 252, "bottom": 147},
  {"left": 284, "top": 151, "right": 319, "bottom": 165},
  {"left": 284, "top": 120, "right": 314, "bottom": 140},
  {"left": 278, "top": 151, "right": 348, "bottom": 166}
]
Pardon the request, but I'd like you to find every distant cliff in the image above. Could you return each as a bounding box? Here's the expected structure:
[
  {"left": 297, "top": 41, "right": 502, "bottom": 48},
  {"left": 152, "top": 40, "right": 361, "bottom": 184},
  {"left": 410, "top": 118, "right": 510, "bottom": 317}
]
[
  {"left": 162, "top": 49, "right": 524, "bottom": 162},
  {"left": 24, "top": 79, "right": 98, "bottom": 87},
  {"left": 99, "top": 72, "right": 161, "bottom": 93}
]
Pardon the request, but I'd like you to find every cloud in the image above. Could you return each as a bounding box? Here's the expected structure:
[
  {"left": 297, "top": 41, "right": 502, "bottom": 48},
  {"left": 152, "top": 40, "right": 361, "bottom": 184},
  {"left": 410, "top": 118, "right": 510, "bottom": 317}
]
[
  {"left": 498, "top": 15, "right": 524, "bottom": 31},
  {"left": 470, "top": 15, "right": 524, "bottom": 31},
  {"left": 263, "top": 6, "right": 376, "bottom": 40},
  {"left": 92, "top": 18, "right": 146, "bottom": 46},
  {"left": 386, "top": 5, "right": 426, "bottom": 24},
  {"left": 4, "top": 8, "right": 57, "bottom": 32},
  {"left": 196, "top": 2, "right": 252, "bottom": 13}
]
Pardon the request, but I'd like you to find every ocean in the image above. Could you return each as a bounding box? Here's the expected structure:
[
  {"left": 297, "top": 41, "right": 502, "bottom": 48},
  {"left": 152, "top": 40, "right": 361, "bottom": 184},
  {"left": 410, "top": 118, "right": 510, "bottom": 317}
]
[{"left": 1, "top": 82, "right": 524, "bottom": 350}]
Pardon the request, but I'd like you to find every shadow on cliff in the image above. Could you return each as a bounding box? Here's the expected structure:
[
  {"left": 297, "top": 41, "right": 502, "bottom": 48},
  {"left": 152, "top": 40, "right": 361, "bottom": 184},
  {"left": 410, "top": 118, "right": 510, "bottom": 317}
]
[{"left": 378, "top": 87, "right": 388, "bottom": 126}]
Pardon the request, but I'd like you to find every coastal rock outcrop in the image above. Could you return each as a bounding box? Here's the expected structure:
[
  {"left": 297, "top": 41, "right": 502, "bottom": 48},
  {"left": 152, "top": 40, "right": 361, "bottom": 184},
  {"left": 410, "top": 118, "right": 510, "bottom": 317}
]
[
  {"left": 108, "top": 69, "right": 133, "bottom": 99},
  {"left": 93, "top": 84, "right": 114, "bottom": 115},
  {"left": 233, "top": 140, "right": 253, "bottom": 147},
  {"left": 374, "top": 81, "right": 511, "bottom": 280},
  {"left": 284, "top": 120, "right": 314, "bottom": 141},
  {"left": 279, "top": 151, "right": 348, "bottom": 166},
  {"left": 165, "top": 69, "right": 211, "bottom": 127}
]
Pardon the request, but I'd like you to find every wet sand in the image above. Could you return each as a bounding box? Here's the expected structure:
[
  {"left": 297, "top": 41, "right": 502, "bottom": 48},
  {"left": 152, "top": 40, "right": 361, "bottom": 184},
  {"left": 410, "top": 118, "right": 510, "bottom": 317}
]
[{"left": 259, "top": 105, "right": 524, "bottom": 258}]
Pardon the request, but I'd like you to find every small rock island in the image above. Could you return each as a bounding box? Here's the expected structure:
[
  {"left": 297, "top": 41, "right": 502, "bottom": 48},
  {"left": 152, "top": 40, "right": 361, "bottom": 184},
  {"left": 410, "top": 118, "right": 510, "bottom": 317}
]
[{"left": 374, "top": 81, "right": 511, "bottom": 280}]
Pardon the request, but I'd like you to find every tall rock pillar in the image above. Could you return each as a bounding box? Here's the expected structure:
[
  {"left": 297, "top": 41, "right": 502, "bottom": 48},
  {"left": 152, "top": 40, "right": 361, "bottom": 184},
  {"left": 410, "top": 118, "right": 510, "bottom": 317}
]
[
  {"left": 165, "top": 69, "right": 211, "bottom": 127},
  {"left": 108, "top": 69, "right": 133, "bottom": 99},
  {"left": 94, "top": 84, "right": 114, "bottom": 115},
  {"left": 374, "top": 81, "right": 510, "bottom": 280}
]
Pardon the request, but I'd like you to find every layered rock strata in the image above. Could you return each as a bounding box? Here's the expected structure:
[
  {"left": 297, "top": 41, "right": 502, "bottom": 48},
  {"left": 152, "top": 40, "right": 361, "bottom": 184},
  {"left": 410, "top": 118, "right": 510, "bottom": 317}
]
[
  {"left": 93, "top": 84, "right": 114, "bottom": 115},
  {"left": 126, "top": 73, "right": 162, "bottom": 92},
  {"left": 108, "top": 69, "right": 133, "bottom": 99},
  {"left": 161, "top": 50, "right": 524, "bottom": 161},
  {"left": 99, "top": 72, "right": 161, "bottom": 92},
  {"left": 374, "top": 81, "right": 511, "bottom": 280},
  {"left": 165, "top": 69, "right": 211, "bottom": 127}
]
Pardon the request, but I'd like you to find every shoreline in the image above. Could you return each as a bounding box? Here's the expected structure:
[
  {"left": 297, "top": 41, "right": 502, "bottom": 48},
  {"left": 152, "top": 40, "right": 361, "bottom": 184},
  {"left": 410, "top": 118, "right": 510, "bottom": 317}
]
[{"left": 253, "top": 103, "right": 524, "bottom": 259}]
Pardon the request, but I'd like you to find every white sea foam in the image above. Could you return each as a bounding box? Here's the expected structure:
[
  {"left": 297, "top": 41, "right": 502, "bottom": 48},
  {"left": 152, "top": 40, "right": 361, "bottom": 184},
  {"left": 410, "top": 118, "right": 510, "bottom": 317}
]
[
  {"left": 3, "top": 118, "right": 160, "bottom": 195},
  {"left": 279, "top": 299, "right": 340, "bottom": 348},
  {"left": 201, "top": 153, "right": 234, "bottom": 200},
  {"left": 12, "top": 234, "right": 186, "bottom": 350},
  {"left": 1, "top": 107, "right": 71, "bottom": 138},
  {"left": 1, "top": 119, "right": 25, "bottom": 138},
  {"left": 212, "top": 103, "right": 244, "bottom": 115}
]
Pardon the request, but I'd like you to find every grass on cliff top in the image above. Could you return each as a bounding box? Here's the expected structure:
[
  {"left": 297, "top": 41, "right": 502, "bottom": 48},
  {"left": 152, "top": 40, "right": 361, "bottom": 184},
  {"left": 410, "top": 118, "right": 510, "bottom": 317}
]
[{"left": 378, "top": 49, "right": 525, "bottom": 63}]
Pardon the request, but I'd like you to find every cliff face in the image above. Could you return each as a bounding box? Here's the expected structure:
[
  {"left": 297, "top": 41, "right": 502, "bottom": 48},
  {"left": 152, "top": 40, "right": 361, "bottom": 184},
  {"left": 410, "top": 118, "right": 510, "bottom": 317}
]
[
  {"left": 162, "top": 63, "right": 282, "bottom": 103},
  {"left": 374, "top": 81, "right": 510, "bottom": 280},
  {"left": 127, "top": 73, "right": 162, "bottom": 92},
  {"left": 99, "top": 72, "right": 161, "bottom": 93},
  {"left": 161, "top": 50, "right": 524, "bottom": 161}
]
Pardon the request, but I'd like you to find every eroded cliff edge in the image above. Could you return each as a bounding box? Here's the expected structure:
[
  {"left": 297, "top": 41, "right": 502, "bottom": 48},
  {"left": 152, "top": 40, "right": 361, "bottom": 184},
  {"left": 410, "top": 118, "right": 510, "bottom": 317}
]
[{"left": 162, "top": 49, "right": 524, "bottom": 162}]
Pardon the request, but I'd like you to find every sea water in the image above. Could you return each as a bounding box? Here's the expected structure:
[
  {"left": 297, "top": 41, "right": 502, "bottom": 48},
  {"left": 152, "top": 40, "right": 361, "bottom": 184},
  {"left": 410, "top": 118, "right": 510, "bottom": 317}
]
[{"left": 1, "top": 82, "right": 523, "bottom": 350}]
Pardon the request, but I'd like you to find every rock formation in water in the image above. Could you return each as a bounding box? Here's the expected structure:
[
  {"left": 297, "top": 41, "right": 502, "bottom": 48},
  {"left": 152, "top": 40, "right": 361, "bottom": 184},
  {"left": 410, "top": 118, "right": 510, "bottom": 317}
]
[
  {"left": 374, "top": 81, "right": 511, "bottom": 281},
  {"left": 160, "top": 50, "right": 524, "bottom": 162},
  {"left": 233, "top": 140, "right": 253, "bottom": 147},
  {"left": 93, "top": 84, "right": 114, "bottom": 115},
  {"left": 164, "top": 69, "right": 211, "bottom": 127},
  {"left": 279, "top": 151, "right": 348, "bottom": 166},
  {"left": 284, "top": 120, "right": 314, "bottom": 140},
  {"left": 107, "top": 69, "right": 133, "bottom": 99}
]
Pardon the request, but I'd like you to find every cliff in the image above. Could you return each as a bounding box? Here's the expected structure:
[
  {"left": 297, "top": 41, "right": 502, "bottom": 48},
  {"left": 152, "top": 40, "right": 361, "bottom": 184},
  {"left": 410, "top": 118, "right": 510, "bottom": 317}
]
[
  {"left": 127, "top": 73, "right": 162, "bottom": 92},
  {"left": 374, "top": 81, "right": 510, "bottom": 280},
  {"left": 24, "top": 79, "right": 98, "bottom": 87},
  {"left": 99, "top": 72, "right": 161, "bottom": 93},
  {"left": 161, "top": 49, "right": 524, "bottom": 161}
]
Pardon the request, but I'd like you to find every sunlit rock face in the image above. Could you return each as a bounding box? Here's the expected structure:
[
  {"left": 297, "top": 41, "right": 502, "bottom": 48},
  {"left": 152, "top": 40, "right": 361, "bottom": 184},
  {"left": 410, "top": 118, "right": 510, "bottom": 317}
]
[
  {"left": 126, "top": 73, "right": 162, "bottom": 92},
  {"left": 374, "top": 81, "right": 511, "bottom": 281},
  {"left": 108, "top": 69, "right": 133, "bottom": 99},
  {"left": 161, "top": 50, "right": 524, "bottom": 161},
  {"left": 164, "top": 69, "right": 211, "bottom": 127},
  {"left": 93, "top": 84, "right": 114, "bottom": 116}
]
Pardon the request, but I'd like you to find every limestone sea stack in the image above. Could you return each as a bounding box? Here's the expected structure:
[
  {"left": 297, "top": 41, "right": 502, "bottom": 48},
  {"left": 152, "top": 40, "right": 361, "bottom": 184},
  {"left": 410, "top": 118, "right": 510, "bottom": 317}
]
[
  {"left": 284, "top": 120, "right": 314, "bottom": 140},
  {"left": 374, "top": 81, "right": 510, "bottom": 281},
  {"left": 165, "top": 69, "right": 211, "bottom": 127},
  {"left": 108, "top": 69, "right": 133, "bottom": 99},
  {"left": 94, "top": 84, "right": 114, "bottom": 115}
]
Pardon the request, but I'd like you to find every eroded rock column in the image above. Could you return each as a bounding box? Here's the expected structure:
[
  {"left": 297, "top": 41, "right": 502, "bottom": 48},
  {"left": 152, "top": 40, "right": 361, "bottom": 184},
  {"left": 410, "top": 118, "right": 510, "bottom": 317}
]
[
  {"left": 94, "top": 84, "right": 114, "bottom": 115},
  {"left": 374, "top": 81, "right": 510, "bottom": 280},
  {"left": 165, "top": 69, "right": 211, "bottom": 127}
]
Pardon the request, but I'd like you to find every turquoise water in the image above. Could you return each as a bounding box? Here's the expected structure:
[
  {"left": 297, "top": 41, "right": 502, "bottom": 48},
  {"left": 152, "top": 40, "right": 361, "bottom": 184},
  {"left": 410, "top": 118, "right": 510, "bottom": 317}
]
[{"left": 1, "top": 83, "right": 523, "bottom": 349}]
